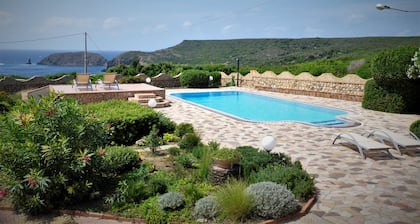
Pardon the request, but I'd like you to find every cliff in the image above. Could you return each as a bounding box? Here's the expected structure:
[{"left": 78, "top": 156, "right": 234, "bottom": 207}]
[{"left": 38, "top": 52, "right": 107, "bottom": 66}]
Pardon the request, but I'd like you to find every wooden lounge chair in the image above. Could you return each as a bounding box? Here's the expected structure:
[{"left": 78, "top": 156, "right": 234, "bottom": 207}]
[
  {"left": 332, "top": 132, "right": 393, "bottom": 159},
  {"left": 367, "top": 129, "right": 420, "bottom": 155},
  {"left": 102, "top": 73, "right": 119, "bottom": 89},
  {"left": 73, "top": 73, "right": 93, "bottom": 90}
]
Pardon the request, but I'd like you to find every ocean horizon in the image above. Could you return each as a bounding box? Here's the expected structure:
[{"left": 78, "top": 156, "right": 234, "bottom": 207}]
[{"left": 0, "top": 49, "right": 123, "bottom": 78}]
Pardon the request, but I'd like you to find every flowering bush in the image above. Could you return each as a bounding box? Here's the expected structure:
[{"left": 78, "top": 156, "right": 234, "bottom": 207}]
[
  {"left": 406, "top": 47, "right": 420, "bottom": 79},
  {"left": 0, "top": 93, "right": 109, "bottom": 214}
]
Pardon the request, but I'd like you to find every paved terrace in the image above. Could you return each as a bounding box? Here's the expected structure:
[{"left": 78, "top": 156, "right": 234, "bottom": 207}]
[{"left": 157, "top": 87, "right": 420, "bottom": 224}]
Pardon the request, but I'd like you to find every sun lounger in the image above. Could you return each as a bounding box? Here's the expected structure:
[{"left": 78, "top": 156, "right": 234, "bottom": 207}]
[
  {"left": 367, "top": 129, "right": 420, "bottom": 155},
  {"left": 332, "top": 132, "right": 393, "bottom": 159},
  {"left": 102, "top": 73, "right": 119, "bottom": 89},
  {"left": 73, "top": 73, "right": 93, "bottom": 90}
]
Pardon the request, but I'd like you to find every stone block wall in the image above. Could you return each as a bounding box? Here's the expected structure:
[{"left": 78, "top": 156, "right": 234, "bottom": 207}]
[
  {"left": 221, "top": 70, "right": 367, "bottom": 101},
  {"left": 50, "top": 89, "right": 166, "bottom": 104}
]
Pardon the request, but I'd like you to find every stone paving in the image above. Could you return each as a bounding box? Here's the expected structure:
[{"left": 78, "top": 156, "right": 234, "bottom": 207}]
[{"left": 157, "top": 87, "right": 420, "bottom": 224}]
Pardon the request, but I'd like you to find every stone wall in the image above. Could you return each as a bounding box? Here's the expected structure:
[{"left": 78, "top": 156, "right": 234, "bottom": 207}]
[
  {"left": 221, "top": 70, "right": 367, "bottom": 101},
  {"left": 0, "top": 76, "right": 73, "bottom": 93},
  {"left": 61, "top": 89, "right": 166, "bottom": 104}
]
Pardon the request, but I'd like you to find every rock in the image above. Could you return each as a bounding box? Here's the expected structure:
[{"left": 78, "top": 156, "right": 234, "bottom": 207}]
[{"left": 38, "top": 52, "right": 107, "bottom": 66}]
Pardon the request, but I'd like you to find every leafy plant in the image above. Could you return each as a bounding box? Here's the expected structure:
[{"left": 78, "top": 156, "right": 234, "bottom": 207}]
[
  {"left": 197, "top": 146, "right": 214, "bottom": 180},
  {"left": 163, "top": 133, "right": 180, "bottom": 143},
  {"left": 362, "top": 79, "right": 406, "bottom": 113},
  {"left": 84, "top": 100, "right": 174, "bottom": 145},
  {"left": 174, "top": 122, "right": 195, "bottom": 137},
  {"left": 158, "top": 192, "right": 185, "bottom": 211},
  {"left": 215, "top": 179, "right": 253, "bottom": 222},
  {"left": 0, "top": 91, "right": 18, "bottom": 115},
  {"left": 249, "top": 165, "right": 315, "bottom": 200},
  {"left": 193, "top": 196, "right": 221, "bottom": 220},
  {"left": 167, "top": 146, "right": 181, "bottom": 156},
  {"left": 175, "top": 154, "right": 196, "bottom": 168},
  {"left": 246, "top": 181, "right": 299, "bottom": 219},
  {"left": 0, "top": 93, "right": 108, "bottom": 214},
  {"left": 178, "top": 133, "right": 201, "bottom": 151},
  {"left": 410, "top": 120, "right": 420, "bottom": 139},
  {"left": 212, "top": 148, "right": 240, "bottom": 162},
  {"left": 144, "top": 125, "right": 162, "bottom": 154},
  {"left": 103, "top": 146, "right": 141, "bottom": 174}
]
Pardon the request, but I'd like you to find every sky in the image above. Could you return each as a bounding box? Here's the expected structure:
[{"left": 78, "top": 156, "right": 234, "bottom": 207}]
[{"left": 0, "top": 0, "right": 419, "bottom": 52}]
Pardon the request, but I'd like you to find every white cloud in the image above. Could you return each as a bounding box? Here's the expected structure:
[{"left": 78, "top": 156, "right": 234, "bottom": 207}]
[
  {"left": 103, "top": 17, "right": 124, "bottom": 30},
  {"left": 222, "top": 24, "right": 234, "bottom": 33},
  {"left": 183, "top": 21, "right": 192, "bottom": 28}
]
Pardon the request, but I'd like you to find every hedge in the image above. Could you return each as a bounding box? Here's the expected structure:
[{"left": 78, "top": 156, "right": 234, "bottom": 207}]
[
  {"left": 362, "top": 79, "right": 406, "bottom": 113},
  {"left": 84, "top": 100, "right": 175, "bottom": 145}
]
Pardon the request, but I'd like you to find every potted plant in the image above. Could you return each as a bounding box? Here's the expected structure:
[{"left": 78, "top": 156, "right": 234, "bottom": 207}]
[{"left": 212, "top": 148, "right": 240, "bottom": 169}]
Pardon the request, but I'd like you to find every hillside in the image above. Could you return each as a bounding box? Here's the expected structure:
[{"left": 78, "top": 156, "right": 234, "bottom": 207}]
[
  {"left": 108, "top": 37, "right": 420, "bottom": 67},
  {"left": 39, "top": 52, "right": 107, "bottom": 66}
]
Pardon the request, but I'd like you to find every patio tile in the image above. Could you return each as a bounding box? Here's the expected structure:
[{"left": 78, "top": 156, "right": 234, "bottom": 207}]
[{"left": 157, "top": 88, "right": 420, "bottom": 224}]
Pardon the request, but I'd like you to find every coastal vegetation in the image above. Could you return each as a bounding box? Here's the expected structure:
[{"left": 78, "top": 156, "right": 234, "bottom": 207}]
[{"left": 107, "top": 37, "right": 420, "bottom": 67}]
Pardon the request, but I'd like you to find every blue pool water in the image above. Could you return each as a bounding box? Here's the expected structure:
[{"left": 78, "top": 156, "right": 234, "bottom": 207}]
[{"left": 170, "top": 91, "right": 351, "bottom": 126}]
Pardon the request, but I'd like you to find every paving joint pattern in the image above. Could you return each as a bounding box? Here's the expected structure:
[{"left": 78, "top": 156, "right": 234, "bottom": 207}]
[{"left": 157, "top": 87, "right": 420, "bottom": 224}]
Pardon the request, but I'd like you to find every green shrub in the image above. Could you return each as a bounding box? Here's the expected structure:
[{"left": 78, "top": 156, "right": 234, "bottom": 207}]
[
  {"left": 84, "top": 100, "right": 175, "bottom": 145},
  {"left": 410, "top": 120, "right": 420, "bottom": 138},
  {"left": 143, "top": 125, "right": 163, "bottom": 154},
  {"left": 103, "top": 146, "right": 141, "bottom": 174},
  {"left": 167, "top": 146, "right": 181, "bottom": 156},
  {"left": 178, "top": 133, "right": 201, "bottom": 151},
  {"left": 249, "top": 165, "right": 315, "bottom": 200},
  {"left": 163, "top": 133, "right": 180, "bottom": 143},
  {"left": 362, "top": 79, "right": 406, "bottom": 113},
  {"left": 158, "top": 192, "right": 185, "bottom": 211},
  {"left": 197, "top": 146, "right": 214, "bottom": 180},
  {"left": 369, "top": 46, "right": 420, "bottom": 113},
  {"left": 0, "top": 91, "right": 18, "bottom": 114},
  {"left": 180, "top": 69, "right": 212, "bottom": 88},
  {"left": 146, "top": 172, "right": 169, "bottom": 196},
  {"left": 0, "top": 94, "right": 108, "bottom": 214},
  {"left": 215, "top": 180, "right": 253, "bottom": 222},
  {"left": 105, "top": 167, "right": 169, "bottom": 207},
  {"left": 246, "top": 182, "right": 299, "bottom": 219},
  {"left": 371, "top": 46, "right": 417, "bottom": 87},
  {"left": 237, "top": 146, "right": 293, "bottom": 177},
  {"left": 175, "top": 154, "right": 196, "bottom": 168},
  {"left": 174, "top": 122, "right": 195, "bottom": 137},
  {"left": 193, "top": 196, "right": 221, "bottom": 220}
]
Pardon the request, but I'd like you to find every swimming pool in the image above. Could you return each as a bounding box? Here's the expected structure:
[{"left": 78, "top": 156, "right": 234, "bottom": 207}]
[{"left": 170, "top": 91, "right": 357, "bottom": 127}]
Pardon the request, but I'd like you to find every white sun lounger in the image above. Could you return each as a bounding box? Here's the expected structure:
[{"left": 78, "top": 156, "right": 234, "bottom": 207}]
[
  {"left": 367, "top": 129, "right": 420, "bottom": 155},
  {"left": 332, "top": 133, "right": 393, "bottom": 159}
]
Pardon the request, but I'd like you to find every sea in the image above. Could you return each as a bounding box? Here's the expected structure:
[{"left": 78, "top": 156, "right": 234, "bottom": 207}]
[{"left": 0, "top": 49, "right": 123, "bottom": 78}]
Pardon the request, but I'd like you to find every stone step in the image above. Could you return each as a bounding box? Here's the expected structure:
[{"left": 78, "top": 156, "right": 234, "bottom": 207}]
[
  {"left": 139, "top": 100, "right": 170, "bottom": 108},
  {"left": 128, "top": 96, "right": 164, "bottom": 103},
  {"left": 133, "top": 93, "right": 158, "bottom": 99}
]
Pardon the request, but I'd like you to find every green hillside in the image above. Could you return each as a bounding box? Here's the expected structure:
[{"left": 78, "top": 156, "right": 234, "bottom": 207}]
[{"left": 108, "top": 37, "right": 420, "bottom": 67}]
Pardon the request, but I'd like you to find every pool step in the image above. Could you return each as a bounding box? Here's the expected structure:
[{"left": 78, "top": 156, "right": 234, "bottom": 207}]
[
  {"left": 128, "top": 93, "right": 170, "bottom": 108},
  {"left": 312, "top": 120, "right": 348, "bottom": 127}
]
